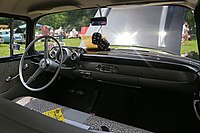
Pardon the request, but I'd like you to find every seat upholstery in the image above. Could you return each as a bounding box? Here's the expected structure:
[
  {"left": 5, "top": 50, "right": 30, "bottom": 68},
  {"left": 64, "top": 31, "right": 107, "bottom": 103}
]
[{"left": 14, "top": 96, "right": 152, "bottom": 133}]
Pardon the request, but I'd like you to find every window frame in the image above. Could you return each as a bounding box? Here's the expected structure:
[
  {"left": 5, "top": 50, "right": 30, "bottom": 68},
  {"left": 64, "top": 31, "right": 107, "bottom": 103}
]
[{"left": 0, "top": 13, "right": 31, "bottom": 59}]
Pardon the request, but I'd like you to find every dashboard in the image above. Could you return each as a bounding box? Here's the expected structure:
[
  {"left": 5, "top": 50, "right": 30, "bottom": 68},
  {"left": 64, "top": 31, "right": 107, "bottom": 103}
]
[{"left": 48, "top": 46, "right": 199, "bottom": 91}]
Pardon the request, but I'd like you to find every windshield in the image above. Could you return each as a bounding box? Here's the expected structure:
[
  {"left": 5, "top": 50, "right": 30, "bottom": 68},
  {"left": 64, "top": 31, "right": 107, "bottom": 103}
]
[
  {"left": 37, "top": 5, "right": 198, "bottom": 58},
  {"left": 81, "top": 6, "right": 184, "bottom": 55}
]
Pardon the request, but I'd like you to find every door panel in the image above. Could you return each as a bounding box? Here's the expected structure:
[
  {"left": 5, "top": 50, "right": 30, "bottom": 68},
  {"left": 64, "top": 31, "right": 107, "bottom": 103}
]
[{"left": 0, "top": 60, "right": 21, "bottom": 94}]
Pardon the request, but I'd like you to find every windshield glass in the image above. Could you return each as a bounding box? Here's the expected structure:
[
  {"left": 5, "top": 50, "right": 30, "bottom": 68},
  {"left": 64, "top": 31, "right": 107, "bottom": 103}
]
[
  {"left": 82, "top": 6, "right": 184, "bottom": 55},
  {"left": 37, "top": 5, "right": 198, "bottom": 59}
]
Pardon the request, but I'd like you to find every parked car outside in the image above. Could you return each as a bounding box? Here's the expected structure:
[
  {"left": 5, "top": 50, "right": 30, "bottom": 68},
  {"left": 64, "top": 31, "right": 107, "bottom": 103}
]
[
  {"left": 0, "top": 29, "right": 25, "bottom": 44},
  {"left": 0, "top": 36, "right": 4, "bottom": 44}
]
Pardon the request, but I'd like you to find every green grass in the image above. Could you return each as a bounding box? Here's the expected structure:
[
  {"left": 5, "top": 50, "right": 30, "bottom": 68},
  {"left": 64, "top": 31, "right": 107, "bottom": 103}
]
[
  {"left": 110, "top": 39, "right": 199, "bottom": 55},
  {"left": 180, "top": 39, "right": 198, "bottom": 54},
  {"left": 62, "top": 38, "right": 81, "bottom": 47},
  {"left": 0, "top": 38, "right": 198, "bottom": 57},
  {"left": 0, "top": 44, "right": 10, "bottom": 56},
  {"left": 34, "top": 38, "right": 82, "bottom": 51},
  {"left": 0, "top": 44, "right": 26, "bottom": 56}
]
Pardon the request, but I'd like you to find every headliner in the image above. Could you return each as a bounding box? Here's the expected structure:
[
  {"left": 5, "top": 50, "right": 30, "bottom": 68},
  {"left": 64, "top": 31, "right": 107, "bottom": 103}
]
[{"left": 0, "top": 0, "right": 198, "bottom": 19}]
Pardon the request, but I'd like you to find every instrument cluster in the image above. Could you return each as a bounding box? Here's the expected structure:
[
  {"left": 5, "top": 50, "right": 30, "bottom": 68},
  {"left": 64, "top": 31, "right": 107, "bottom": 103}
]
[{"left": 49, "top": 46, "right": 80, "bottom": 64}]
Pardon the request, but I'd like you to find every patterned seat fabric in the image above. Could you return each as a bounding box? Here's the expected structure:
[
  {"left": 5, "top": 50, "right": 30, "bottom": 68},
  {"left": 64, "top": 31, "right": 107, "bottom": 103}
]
[{"left": 13, "top": 96, "right": 152, "bottom": 133}]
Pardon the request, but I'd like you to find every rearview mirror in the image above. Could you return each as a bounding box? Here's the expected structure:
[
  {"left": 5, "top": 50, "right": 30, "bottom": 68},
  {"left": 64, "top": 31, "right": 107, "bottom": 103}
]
[{"left": 90, "top": 17, "right": 107, "bottom": 26}]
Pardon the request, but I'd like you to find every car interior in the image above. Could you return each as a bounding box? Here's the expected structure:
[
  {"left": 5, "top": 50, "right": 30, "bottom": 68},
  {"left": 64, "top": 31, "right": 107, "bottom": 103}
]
[{"left": 0, "top": 0, "right": 200, "bottom": 133}]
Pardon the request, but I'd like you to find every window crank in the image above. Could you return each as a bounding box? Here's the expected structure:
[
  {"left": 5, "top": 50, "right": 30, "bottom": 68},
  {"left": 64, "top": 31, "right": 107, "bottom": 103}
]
[{"left": 6, "top": 63, "right": 29, "bottom": 82}]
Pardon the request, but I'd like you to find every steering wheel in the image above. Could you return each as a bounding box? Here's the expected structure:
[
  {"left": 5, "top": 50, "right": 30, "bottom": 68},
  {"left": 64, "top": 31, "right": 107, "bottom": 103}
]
[{"left": 19, "top": 36, "right": 63, "bottom": 91}]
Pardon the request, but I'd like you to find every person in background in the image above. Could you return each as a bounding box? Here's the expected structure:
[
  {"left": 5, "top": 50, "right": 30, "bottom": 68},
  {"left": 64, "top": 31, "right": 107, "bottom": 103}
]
[
  {"left": 57, "top": 27, "right": 63, "bottom": 42},
  {"left": 182, "top": 22, "right": 190, "bottom": 45},
  {"left": 50, "top": 28, "right": 54, "bottom": 36}
]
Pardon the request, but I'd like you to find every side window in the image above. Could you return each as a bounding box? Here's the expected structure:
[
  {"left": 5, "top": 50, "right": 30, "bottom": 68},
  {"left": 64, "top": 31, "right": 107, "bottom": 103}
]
[
  {"left": 13, "top": 20, "right": 26, "bottom": 55},
  {"left": 180, "top": 9, "right": 198, "bottom": 60},
  {"left": 0, "top": 17, "right": 26, "bottom": 57},
  {"left": 0, "top": 17, "right": 9, "bottom": 56}
]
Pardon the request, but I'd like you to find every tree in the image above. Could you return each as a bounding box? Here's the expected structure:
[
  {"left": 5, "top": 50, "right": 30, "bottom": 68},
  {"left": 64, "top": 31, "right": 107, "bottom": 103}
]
[
  {"left": 38, "top": 9, "right": 97, "bottom": 31},
  {"left": 38, "top": 13, "right": 68, "bottom": 29},
  {"left": 0, "top": 17, "right": 9, "bottom": 25},
  {"left": 184, "top": 9, "right": 195, "bottom": 34}
]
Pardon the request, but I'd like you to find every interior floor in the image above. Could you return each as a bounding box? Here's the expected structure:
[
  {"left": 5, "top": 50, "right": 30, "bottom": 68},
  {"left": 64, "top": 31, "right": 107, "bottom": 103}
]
[
  {"left": 14, "top": 96, "right": 152, "bottom": 133},
  {"left": 42, "top": 76, "right": 200, "bottom": 133}
]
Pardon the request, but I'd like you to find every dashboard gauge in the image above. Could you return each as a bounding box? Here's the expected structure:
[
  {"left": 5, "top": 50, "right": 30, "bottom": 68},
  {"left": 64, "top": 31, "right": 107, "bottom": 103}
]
[
  {"left": 71, "top": 52, "right": 78, "bottom": 61},
  {"left": 49, "top": 49, "right": 57, "bottom": 59},
  {"left": 56, "top": 48, "right": 71, "bottom": 63}
]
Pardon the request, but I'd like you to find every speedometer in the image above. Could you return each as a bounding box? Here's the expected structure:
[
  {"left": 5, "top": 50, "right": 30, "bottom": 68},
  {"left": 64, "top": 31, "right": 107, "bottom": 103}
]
[
  {"left": 71, "top": 52, "right": 78, "bottom": 60},
  {"left": 56, "top": 48, "right": 71, "bottom": 63},
  {"left": 49, "top": 48, "right": 57, "bottom": 59}
]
